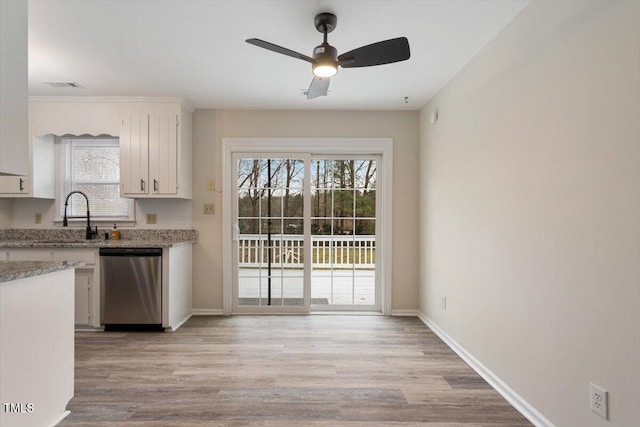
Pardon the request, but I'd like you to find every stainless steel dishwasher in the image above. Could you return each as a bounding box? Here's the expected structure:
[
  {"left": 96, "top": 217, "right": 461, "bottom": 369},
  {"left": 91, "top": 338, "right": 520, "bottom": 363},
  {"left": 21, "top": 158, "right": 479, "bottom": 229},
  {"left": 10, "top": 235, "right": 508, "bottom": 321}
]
[{"left": 100, "top": 247, "right": 163, "bottom": 331}]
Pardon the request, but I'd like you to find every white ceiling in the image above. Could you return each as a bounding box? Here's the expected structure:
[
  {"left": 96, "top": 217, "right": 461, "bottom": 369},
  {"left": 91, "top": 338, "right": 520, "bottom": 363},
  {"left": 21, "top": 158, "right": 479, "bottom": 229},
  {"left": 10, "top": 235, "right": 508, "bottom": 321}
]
[{"left": 28, "top": 0, "right": 529, "bottom": 111}]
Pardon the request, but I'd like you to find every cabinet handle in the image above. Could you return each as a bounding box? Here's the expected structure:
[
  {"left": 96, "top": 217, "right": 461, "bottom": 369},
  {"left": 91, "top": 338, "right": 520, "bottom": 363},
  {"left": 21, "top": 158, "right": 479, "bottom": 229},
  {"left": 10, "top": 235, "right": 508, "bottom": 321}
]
[
  {"left": 19, "top": 178, "right": 24, "bottom": 192},
  {"left": 140, "top": 179, "right": 145, "bottom": 192},
  {"left": 153, "top": 179, "right": 158, "bottom": 192}
]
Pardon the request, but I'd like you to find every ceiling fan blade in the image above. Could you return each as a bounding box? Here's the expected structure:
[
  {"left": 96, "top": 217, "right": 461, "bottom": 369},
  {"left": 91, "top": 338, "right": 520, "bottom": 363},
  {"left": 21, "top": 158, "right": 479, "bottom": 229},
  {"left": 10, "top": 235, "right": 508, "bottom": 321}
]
[
  {"left": 338, "top": 37, "right": 410, "bottom": 68},
  {"left": 246, "top": 38, "right": 314, "bottom": 63},
  {"left": 307, "top": 76, "right": 330, "bottom": 100}
]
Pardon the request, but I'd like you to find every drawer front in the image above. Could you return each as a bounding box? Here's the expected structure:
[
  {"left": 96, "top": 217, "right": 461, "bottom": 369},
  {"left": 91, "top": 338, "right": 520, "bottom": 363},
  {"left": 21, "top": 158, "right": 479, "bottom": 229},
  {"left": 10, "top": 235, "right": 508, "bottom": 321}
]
[
  {"left": 8, "top": 249, "right": 53, "bottom": 261},
  {"left": 53, "top": 249, "right": 97, "bottom": 265}
]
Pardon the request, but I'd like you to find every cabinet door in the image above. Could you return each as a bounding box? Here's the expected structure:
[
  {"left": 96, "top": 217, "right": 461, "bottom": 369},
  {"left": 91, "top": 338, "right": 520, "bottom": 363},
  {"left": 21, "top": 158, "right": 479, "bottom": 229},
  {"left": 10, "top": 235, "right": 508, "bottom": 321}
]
[
  {"left": 53, "top": 250, "right": 96, "bottom": 326},
  {"left": 120, "top": 112, "right": 149, "bottom": 196},
  {"left": 0, "top": 175, "right": 28, "bottom": 194},
  {"left": 74, "top": 269, "right": 93, "bottom": 326},
  {"left": 0, "top": 135, "right": 55, "bottom": 199},
  {"left": 149, "top": 113, "right": 178, "bottom": 195},
  {"left": 0, "top": 0, "right": 28, "bottom": 176}
]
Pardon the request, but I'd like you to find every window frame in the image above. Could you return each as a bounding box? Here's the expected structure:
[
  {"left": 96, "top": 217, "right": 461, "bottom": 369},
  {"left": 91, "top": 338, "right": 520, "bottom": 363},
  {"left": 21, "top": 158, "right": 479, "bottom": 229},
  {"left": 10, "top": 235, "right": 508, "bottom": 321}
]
[{"left": 54, "top": 136, "right": 136, "bottom": 226}]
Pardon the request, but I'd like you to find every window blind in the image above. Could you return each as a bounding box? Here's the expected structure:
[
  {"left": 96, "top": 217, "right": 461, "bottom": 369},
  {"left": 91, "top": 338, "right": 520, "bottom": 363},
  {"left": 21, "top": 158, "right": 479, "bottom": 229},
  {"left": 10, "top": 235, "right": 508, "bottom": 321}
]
[{"left": 60, "top": 138, "right": 131, "bottom": 219}]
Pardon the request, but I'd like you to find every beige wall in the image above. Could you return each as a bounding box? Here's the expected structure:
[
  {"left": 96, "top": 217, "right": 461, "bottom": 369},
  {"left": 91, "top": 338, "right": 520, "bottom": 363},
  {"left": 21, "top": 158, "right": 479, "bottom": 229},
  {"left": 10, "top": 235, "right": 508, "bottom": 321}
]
[
  {"left": 419, "top": 1, "right": 639, "bottom": 426},
  {"left": 192, "top": 109, "right": 420, "bottom": 311},
  {"left": 6, "top": 198, "right": 192, "bottom": 230},
  {"left": 0, "top": 199, "right": 12, "bottom": 228}
]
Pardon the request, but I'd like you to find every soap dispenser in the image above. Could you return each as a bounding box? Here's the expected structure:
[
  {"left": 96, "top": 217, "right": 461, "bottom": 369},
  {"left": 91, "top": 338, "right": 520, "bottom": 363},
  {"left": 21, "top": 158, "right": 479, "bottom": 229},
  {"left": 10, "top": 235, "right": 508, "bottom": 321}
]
[{"left": 110, "top": 224, "right": 121, "bottom": 240}]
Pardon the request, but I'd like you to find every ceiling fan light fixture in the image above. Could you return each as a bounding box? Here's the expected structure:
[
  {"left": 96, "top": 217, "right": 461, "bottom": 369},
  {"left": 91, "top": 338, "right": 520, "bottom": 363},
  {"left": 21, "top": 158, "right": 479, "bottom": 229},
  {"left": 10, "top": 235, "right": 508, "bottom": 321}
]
[
  {"left": 245, "top": 12, "right": 410, "bottom": 100},
  {"left": 312, "top": 63, "right": 337, "bottom": 78},
  {"left": 312, "top": 43, "right": 338, "bottom": 78}
]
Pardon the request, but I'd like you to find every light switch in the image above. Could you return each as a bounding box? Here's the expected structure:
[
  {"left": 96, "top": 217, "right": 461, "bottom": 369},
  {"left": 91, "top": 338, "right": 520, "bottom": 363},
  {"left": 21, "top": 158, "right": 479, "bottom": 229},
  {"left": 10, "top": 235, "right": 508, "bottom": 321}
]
[
  {"left": 146, "top": 213, "right": 157, "bottom": 224},
  {"left": 207, "top": 179, "right": 215, "bottom": 191}
]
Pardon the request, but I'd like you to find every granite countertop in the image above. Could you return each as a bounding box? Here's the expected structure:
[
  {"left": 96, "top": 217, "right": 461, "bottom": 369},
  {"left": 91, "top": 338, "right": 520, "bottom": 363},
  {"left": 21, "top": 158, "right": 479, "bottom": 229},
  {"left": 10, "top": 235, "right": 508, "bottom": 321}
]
[
  {"left": 0, "top": 261, "right": 85, "bottom": 283},
  {"left": 0, "top": 229, "right": 197, "bottom": 249}
]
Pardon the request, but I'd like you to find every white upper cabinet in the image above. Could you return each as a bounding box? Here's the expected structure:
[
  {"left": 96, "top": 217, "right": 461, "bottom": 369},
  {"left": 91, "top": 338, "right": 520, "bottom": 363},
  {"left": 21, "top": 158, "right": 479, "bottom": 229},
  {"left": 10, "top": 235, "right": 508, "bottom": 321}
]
[
  {"left": 0, "top": 0, "right": 28, "bottom": 176},
  {"left": 120, "top": 102, "right": 192, "bottom": 199},
  {"left": 0, "top": 135, "right": 55, "bottom": 199},
  {"left": 120, "top": 110, "right": 150, "bottom": 195},
  {"left": 28, "top": 97, "right": 193, "bottom": 200},
  {"left": 0, "top": 176, "right": 28, "bottom": 195},
  {"left": 149, "top": 112, "right": 179, "bottom": 195}
]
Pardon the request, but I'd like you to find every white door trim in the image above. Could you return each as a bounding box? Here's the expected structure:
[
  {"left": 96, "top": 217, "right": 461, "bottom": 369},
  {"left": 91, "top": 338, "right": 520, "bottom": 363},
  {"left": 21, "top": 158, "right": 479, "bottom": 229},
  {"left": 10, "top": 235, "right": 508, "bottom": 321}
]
[{"left": 222, "top": 138, "right": 393, "bottom": 315}]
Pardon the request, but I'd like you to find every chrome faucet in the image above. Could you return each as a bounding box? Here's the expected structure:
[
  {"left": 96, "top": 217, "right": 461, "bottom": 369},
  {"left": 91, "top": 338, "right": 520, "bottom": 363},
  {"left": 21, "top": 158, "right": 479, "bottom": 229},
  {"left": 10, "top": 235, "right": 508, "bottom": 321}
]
[{"left": 62, "top": 190, "right": 98, "bottom": 240}]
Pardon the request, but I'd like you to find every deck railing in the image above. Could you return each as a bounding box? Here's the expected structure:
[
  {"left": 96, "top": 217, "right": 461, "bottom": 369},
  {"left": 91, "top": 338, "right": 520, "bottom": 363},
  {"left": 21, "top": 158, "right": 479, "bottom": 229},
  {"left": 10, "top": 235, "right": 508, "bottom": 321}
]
[{"left": 238, "top": 234, "right": 375, "bottom": 269}]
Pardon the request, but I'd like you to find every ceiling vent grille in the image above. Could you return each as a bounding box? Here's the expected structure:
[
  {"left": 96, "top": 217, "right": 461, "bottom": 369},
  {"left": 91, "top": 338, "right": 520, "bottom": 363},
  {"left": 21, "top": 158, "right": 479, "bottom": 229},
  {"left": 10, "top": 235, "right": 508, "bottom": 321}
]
[{"left": 44, "top": 81, "right": 84, "bottom": 88}]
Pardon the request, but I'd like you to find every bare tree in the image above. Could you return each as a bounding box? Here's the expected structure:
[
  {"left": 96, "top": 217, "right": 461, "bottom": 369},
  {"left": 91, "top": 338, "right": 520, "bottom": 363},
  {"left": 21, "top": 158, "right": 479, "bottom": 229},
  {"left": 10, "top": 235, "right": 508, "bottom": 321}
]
[
  {"left": 363, "top": 160, "right": 376, "bottom": 193},
  {"left": 282, "top": 159, "right": 302, "bottom": 218}
]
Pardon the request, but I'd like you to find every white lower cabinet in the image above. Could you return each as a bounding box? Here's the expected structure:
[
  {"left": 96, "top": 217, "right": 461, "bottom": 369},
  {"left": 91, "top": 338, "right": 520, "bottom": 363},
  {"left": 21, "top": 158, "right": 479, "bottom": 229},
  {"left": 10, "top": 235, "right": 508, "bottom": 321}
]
[
  {"left": 164, "top": 244, "right": 193, "bottom": 330},
  {"left": 0, "top": 268, "right": 74, "bottom": 427},
  {"left": 6, "top": 248, "right": 99, "bottom": 328},
  {"left": 73, "top": 269, "right": 93, "bottom": 326},
  {"left": 53, "top": 249, "right": 99, "bottom": 328},
  {"left": 3, "top": 243, "right": 193, "bottom": 330}
]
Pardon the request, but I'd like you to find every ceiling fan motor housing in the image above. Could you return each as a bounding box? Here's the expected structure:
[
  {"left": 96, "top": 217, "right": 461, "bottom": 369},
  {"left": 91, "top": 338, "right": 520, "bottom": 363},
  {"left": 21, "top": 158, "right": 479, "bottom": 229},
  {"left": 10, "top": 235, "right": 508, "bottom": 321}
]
[
  {"left": 312, "top": 43, "right": 338, "bottom": 77},
  {"left": 313, "top": 43, "right": 337, "bottom": 62}
]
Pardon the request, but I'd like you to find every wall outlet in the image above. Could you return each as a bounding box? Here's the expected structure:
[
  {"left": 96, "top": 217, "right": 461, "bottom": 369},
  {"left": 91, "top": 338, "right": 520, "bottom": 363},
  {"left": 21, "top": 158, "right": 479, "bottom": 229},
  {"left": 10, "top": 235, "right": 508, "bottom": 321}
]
[
  {"left": 441, "top": 296, "right": 447, "bottom": 310},
  {"left": 35, "top": 213, "right": 42, "bottom": 224},
  {"left": 590, "top": 383, "right": 608, "bottom": 419},
  {"left": 146, "top": 213, "right": 157, "bottom": 224},
  {"left": 204, "top": 203, "right": 215, "bottom": 215},
  {"left": 207, "top": 179, "right": 215, "bottom": 191}
]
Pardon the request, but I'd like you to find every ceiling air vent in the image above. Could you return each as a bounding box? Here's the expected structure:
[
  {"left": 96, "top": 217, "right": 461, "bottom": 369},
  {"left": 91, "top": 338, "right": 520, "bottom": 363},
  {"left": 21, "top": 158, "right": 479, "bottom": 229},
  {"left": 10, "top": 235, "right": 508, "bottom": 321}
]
[{"left": 44, "top": 81, "right": 84, "bottom": 88}]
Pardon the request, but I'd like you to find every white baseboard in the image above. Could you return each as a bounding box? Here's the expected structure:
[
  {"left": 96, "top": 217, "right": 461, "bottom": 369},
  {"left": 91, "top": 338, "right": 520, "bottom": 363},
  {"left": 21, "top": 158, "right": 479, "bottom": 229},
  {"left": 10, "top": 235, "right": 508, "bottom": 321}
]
[
  {"left": 416, "top": 312, "right": 555, "bottom": 427},
  {"left": 312, "top": 311, "right": 383, "bottom": 315},
  {"left": 192, "top": 308, "right": 224, "bottom": 316},
  {"left": 74, "top": 326, "right": 103, "bottom": 332},
  {"left": 391, "top": 309, "right": 419, "bottom": 316}
]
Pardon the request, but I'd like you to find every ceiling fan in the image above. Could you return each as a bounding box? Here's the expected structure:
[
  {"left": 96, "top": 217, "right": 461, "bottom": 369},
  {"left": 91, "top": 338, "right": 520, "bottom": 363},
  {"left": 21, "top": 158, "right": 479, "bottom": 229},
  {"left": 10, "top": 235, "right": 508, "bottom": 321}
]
[{"left": 246, "top": 12, "right": 411, "bottom": 100}]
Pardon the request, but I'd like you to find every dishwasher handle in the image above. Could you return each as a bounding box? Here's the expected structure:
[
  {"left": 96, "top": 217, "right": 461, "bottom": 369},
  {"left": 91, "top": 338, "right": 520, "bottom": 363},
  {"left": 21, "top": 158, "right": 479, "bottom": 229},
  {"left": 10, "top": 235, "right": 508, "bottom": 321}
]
[{"left": 99, "top": 247, "right": 162, "bottom": 257}]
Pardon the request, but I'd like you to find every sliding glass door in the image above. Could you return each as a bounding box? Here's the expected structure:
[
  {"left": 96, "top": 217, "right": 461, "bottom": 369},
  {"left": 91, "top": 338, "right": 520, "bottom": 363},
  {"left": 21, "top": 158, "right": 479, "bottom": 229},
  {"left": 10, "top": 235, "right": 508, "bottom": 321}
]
[
  {"left": 233, "top": 156, "right": 308, "bottom": 313},
  {"left": 310, "top": 158, "right": 379, "bottom": 310},
  {"left": 229, "top": 148, "right": 383, "bottom": 314}
]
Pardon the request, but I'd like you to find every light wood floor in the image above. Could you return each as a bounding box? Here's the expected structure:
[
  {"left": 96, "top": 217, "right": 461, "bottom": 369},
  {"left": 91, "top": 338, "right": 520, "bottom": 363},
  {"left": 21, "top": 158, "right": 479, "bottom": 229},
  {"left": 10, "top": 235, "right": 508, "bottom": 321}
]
[{"left": 60, "top": 315, "right": 532, "bottom": 426}]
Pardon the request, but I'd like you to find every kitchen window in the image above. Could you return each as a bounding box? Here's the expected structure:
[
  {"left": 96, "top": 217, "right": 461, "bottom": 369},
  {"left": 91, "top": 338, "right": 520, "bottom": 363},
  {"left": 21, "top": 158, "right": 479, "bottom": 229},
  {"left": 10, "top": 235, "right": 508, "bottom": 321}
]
[{"left": 57, "top": 137, "right": 134, "bottom": 222}]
